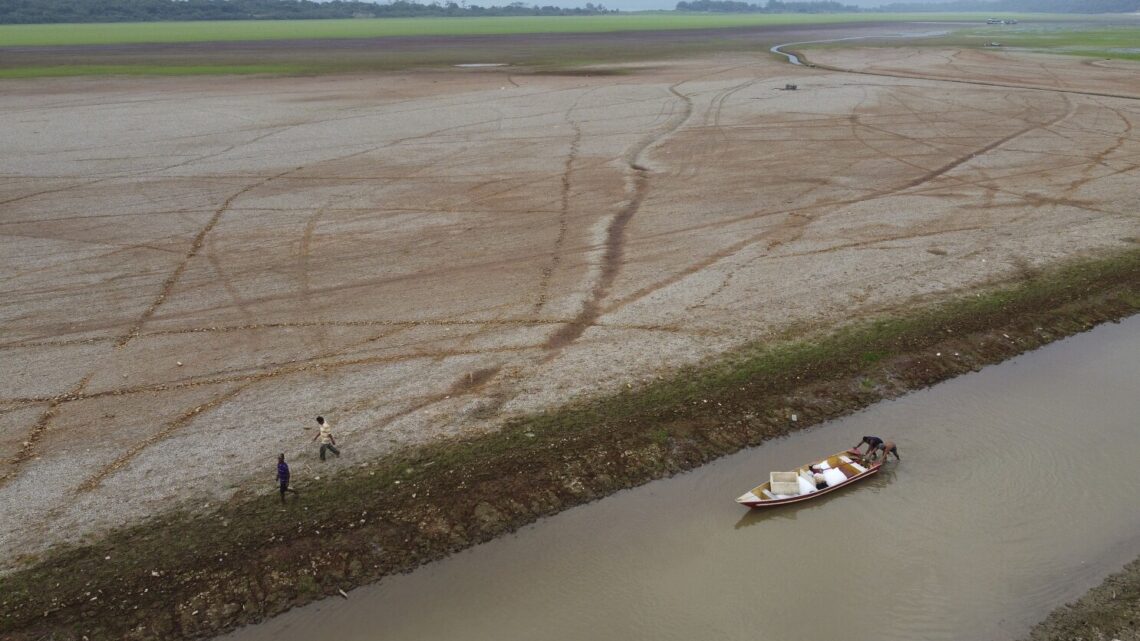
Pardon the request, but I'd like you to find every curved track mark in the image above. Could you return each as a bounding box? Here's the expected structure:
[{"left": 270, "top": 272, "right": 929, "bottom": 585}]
[
  {"left": 0, "top": 374, "right": 92, "bottom": 490},
  {"left": 76, "top": 383, "right": 250, "bottom": 493},
  {"left": 534, "top": 120, "right": 582, "bottom": 313},
  {"left": 115, "top": 168, "right": 297, "bottom": 347},
  {"left": 544, "top": 82, "right": 694, "bottom": 349}
]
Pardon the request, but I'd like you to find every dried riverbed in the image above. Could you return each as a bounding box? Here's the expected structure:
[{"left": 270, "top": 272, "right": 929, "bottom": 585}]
[
  {"left": 3, "top": 27, "right": 1140, "bottom": 641},
  {"left": 2, "top": 250, "right": 1138, "bottom": 641}
]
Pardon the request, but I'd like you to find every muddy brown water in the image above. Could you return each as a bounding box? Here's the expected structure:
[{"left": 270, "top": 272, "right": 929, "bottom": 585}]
[{"left": 221, "top": 316, "right": 1140, "bottom": 641}]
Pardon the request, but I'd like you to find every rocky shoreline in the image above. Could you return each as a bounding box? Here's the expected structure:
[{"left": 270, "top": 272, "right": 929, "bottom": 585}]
[{"left": 2, "top": 248, "right": 1138, "bottom": 641}]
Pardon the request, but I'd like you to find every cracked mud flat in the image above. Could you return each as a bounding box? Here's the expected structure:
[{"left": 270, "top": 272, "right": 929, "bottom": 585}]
[{"left": 2, "top": 46, "right": 1139, "bottom": 572}]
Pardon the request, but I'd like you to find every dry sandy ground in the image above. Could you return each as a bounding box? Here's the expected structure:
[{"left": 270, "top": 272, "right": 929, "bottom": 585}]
[{"left": 1, "top": 47, "right": 1137, "bottom": 571}]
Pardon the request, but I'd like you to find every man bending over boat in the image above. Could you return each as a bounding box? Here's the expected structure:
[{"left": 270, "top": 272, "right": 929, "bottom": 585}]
[
  {"left": 852, "top": 436, "right": 900, "bottom": 463},
  {"left": 874, "top": 440, "right": 900, "bottom": 462}
]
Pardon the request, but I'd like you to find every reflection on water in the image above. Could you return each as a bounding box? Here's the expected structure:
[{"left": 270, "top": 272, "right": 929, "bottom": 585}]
[{"left": 221, "top": 316, "right": 1140, "bottom": 641}]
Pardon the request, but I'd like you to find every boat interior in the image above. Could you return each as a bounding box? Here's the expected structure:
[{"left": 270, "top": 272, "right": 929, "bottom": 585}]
[{"left": 753, "top": 453, "right": 870, "bottom": 501}]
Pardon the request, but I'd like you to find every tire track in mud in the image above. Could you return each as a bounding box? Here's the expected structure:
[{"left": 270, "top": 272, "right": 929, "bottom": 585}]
[
  {"left": 68, "top": 309, "right": 529, "bottom": 491},
  {"left": 544, "top": 82, "right": 693, "bottom": 350},
  {"left": 0, "top": 313, "right": 730, "bottom": 408},
  {"left": 1063, "top": 101, "right": 1136, "bottom": 195},
  {"left": 8, "top": 135, "right": 436, "bottom": 487},
  {"left": 0, "top": 178, "right": 108, "bottom": 207},
  {"left": 0, "top": 374, "right": 92, "bottom": 490},
  {"left": 535, "top": 120, "right": 580, "bottom": 313},
  {"left": 72, "top": 303, "right": 430, "bottom": 488},
  {"left": 26, "top": 337, "right": 530, "bottom": 493},
  {"left": 534, "top": 89, "right": 590, "bottom": 314},
  {"left": 7, "top": 344, "right": 542, "bottom": 407},
  {"left": 0, "top": 317, "right": 723, "bottom": 352},
  {"left": 76, "top": 382, "right": 251, "bottom": 493},
  {"left": 676, "top": 76, "right": 762, "bottom": 182},
  {"left": 606, "top": 92, "right": 1077, "bottom": 315},
  {"left": 0, "top": 115, "right": 320, "bottom": 210},
  {"left": 357, "top": 364, "right": 506, "bottom": 434},
  {"left": 804, "top": 58, "right": 1140, "bottom": 102},
  {"left": 4, "top": 79, "right": 697, "bottom": 495},
  {"left": 115, "top": 169, "right": 297, "bottom": 348},
  {"left": 113, "top": 113, "right": 502, "bottom": 348},
  {"left": 896, "top": 94, "right": 1075, "bottom": 192},
  {"left": 295, "top": 103, "right": 572, "bottom": 416}
]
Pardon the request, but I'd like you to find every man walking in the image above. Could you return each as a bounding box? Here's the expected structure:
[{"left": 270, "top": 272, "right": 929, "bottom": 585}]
[
  {"left": 312, "top": 416, "right": 341, "bottom": 461},
  {"left": 277, "top": 453, "right": 298, "bottom": 503}
]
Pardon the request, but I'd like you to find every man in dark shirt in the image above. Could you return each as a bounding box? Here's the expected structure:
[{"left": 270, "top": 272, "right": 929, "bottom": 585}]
[
  {"left": 277, "top": 453, "right": 298, "bottom": 503},
  {"left": 852, "top": 436, "right": 900, "bottom": 462},
  {"left": 852, "top": 435, "right": 884, "bottom": 457}
]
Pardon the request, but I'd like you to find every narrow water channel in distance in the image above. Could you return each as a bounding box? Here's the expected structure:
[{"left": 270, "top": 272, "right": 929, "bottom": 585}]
[{"left": 222, "top": 316, "right": 1140, "bottom": 641}]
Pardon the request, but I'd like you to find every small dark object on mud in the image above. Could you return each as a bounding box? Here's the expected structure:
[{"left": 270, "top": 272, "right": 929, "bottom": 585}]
[{"left": 784, "top": 83, "right": 798, "bottom": 90}]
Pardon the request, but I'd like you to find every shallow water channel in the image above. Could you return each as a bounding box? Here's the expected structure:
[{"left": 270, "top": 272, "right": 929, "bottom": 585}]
[{"left": 222, "top": 316, "right": 1140, "bottom": 641}]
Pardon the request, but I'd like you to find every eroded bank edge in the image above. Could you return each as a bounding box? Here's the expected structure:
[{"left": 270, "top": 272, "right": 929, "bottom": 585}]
[
  {"left": 1023, "top": 556, "right": 1140, "bottom": 641},
  {"left": 2, "top": 247, "right": 1139, "bottom": 641}
]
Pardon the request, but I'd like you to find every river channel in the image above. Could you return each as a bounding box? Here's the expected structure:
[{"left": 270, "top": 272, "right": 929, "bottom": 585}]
[{"left": 221, "top": 315, "right": 1140, "bottom": 641}]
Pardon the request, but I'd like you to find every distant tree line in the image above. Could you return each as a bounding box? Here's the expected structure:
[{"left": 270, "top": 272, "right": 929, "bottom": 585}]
[
  {"left": 0, "top": 0, "right": 617, "bottom": 24},
  {"left": 675, "top": 0, "right": 857, "bottom": 11},
  {"left": 874, "top": 0, "right": 1140, "bottom": 12}
]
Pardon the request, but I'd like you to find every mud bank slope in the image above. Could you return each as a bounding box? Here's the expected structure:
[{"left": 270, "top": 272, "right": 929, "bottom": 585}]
[
  {"left": 1025, "top": 556, "right": 1140, "bottom": 641},
  {"left": 1, "top": 248, "right": 1138, "bottom": 641}
]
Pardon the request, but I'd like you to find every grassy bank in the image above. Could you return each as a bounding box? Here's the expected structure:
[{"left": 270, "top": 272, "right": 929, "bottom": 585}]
[
  {"left": 0, "top": 64, "right": 316, "bottom": 78},
  {"left": 2, "top": 247, "right": 1139, "bottom": 641},
  {"left": 955, "top": 23, "right": 1140, "bottom": 61}
]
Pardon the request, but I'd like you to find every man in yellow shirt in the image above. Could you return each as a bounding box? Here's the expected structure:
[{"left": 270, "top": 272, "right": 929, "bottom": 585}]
[{"left": 311, "top": 416, "right": 341, "bottom": 461}]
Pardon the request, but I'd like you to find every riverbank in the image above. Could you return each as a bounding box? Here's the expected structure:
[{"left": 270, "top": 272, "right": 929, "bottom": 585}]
[
  {"left": 1025, "top": 556, "right": 1140, "bottom": 641},
  {"left": 2, "top": 247, "right": 1137, "bottom": 640}
]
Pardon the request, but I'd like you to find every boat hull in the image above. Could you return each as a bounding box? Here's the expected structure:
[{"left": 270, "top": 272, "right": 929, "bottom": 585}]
[{"left": 736, "top": 450, "right": 882, "bottom": 508}]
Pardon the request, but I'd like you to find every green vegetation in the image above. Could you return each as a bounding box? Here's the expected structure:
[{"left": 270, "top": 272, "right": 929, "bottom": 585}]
[
  {"left": 0, "top": 0, "right": 616, "bottom": 25},
  {"left": 878, "top": 0, "right": 1139, "bottom": 12},
  {"left": 675, "top": 0, "right": 857, "bottom": 11},
  {"left": 3, "top": 11, "right": 1123, "bottom": 78},
  {"left": 0, "top": 63, "right": 314, "bottom": 78},
  {"left": 955, "top": 23, "right": 1140, "bottom": 60},
  {"left": 0, "top": 13, "right": 1044, "bottom": 47}
]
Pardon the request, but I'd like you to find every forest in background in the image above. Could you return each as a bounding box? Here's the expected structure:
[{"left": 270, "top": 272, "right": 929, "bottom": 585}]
[
  {"left": 0, "top": 0, "right": 1136, "bottom": 26},
  {"left": 0, "top": 0, "right": 616, "bottom": 24}
]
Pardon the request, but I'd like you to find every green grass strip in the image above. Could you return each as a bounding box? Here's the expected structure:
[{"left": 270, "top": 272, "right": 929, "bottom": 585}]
[
  {"left": 950, "top": 23, "right": 1140, "bottom": 61},
  {"left": 0, "top": 13, "right": 1078, "bottom": 47},
  {"left": 0, "top": 64, "right": 315, "bottom": 78}
]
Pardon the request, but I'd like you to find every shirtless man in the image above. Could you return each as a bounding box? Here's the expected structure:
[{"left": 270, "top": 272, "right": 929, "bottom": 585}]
[{"left": 876, "top": 440, "right": 901, "bottom": 462}]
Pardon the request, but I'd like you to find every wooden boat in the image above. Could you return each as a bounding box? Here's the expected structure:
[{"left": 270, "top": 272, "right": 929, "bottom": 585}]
[{"left": 736, "top": 449, "right": 882, "bottom": 508}]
